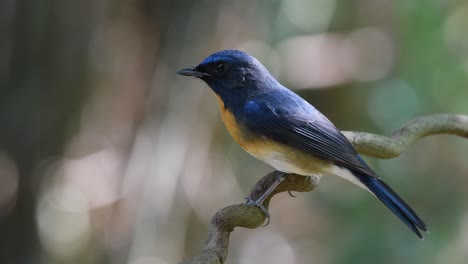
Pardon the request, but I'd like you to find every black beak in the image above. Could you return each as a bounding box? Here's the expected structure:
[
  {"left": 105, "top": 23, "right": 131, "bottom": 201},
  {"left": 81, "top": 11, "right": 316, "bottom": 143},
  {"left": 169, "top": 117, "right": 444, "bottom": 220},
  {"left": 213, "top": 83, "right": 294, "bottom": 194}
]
[{"left": 176, "top": 67, "right": 206, "bottom": 78}]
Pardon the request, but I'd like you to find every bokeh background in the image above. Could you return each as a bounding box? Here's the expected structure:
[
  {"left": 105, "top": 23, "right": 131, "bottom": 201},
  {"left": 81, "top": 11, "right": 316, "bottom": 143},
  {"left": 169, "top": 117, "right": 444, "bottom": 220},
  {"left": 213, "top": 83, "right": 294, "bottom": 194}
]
[{"left": 0, "top": 0, "right": 468, "bottom": 263}]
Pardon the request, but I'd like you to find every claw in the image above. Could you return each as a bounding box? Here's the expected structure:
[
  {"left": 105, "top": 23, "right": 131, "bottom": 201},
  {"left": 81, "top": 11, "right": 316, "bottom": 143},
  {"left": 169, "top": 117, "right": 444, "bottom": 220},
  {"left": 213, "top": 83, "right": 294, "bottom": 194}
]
[
  {"left": 244, "top": 172, "right": 287, "bottom": 227},
  {"left": 260, "top": 204, "right": 271, "bottom": 226},
  {"left": 288, "top": 191, "right": 296, "bottom": 197},
  {"left": 245, "top": 196, "right": 271, "bottom": 226}
]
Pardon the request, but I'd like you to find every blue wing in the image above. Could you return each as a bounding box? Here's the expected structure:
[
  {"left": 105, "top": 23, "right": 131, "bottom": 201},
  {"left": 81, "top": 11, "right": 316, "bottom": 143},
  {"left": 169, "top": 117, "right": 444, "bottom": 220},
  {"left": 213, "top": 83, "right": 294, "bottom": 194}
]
[
  {"left": 241, "top": 89, "right": 374, "bottom": 176},
  {"left": 241, "top": 88, "right": 427, "bottom": 237}
]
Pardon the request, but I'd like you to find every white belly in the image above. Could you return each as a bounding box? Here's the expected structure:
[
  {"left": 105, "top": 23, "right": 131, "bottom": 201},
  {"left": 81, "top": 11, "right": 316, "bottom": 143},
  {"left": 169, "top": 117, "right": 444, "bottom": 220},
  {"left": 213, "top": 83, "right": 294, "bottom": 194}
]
[
  {"left": 252, "top": 147, "right": 370, "bottom": 192},
  {"left": 258, "top": 150, "right": 313, "bottom": 175}
]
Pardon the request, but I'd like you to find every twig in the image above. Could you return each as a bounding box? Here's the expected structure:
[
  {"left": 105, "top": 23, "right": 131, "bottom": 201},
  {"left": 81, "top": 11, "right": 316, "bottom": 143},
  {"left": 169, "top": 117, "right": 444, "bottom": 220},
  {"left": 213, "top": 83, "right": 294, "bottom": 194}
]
[{"left": 343, "top": 114, "right": 468, "bottom": 159}]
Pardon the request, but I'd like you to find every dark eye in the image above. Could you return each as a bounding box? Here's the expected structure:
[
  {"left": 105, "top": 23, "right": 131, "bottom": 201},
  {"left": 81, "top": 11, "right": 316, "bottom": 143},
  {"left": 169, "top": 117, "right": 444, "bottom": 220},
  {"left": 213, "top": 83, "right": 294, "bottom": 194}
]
[{"left": 215, "top": 63, "right": 226, "bottom": 74}]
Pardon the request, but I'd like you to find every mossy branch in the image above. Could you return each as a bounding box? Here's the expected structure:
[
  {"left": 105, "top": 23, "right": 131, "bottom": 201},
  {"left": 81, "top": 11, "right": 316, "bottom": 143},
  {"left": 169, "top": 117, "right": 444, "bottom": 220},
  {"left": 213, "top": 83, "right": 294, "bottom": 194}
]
[
  {"left": 179, "top": 114, "right": 468, "bottom": 264},
  {"left": 343, "top": 114, "right": 468, "bottom": 159}
]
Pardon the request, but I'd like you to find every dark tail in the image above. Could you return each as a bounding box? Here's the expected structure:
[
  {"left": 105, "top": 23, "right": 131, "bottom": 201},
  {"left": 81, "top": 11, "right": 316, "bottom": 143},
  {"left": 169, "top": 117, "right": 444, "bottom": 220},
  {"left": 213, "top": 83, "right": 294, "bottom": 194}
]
[{"left": 353, "top": 171, "right": 428, "bottom": 239}]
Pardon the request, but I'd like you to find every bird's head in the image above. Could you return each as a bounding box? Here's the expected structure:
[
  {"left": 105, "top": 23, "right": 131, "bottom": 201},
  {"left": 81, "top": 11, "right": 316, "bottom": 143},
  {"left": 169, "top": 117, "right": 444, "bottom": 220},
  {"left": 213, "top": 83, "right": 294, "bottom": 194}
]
[{"left": 177, "top": 50, "right": 278, "bottom": 108}]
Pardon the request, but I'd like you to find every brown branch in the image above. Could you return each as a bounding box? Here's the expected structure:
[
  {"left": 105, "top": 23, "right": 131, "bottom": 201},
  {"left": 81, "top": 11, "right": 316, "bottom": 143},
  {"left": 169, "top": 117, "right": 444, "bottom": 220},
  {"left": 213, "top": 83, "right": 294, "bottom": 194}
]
[
  {"left": 343, "top": 114, "right": 468, "bottom": 159},
  {"left": 179, "top": 172, "right": 319, "bottom": 264},
  {"left": 179, "top": 114, "right": 468, "bottom": 264}
]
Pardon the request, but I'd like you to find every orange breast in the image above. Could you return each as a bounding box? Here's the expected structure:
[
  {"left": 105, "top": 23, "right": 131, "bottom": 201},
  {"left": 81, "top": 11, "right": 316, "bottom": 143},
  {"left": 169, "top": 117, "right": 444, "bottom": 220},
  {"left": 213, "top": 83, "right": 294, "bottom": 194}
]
[
  {"left": 216, "top": 95, "right": 249, "bottom": 149},
  {"left": 216, "top": 95, "right": 331, "bottom": 175}
]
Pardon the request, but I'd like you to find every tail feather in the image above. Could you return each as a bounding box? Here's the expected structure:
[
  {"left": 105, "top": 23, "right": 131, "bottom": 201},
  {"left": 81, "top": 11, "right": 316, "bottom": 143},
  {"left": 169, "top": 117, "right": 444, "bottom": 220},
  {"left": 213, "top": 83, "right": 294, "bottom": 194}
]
[{"left": 354, "top": 171, "right": 428, "bottom": 239}]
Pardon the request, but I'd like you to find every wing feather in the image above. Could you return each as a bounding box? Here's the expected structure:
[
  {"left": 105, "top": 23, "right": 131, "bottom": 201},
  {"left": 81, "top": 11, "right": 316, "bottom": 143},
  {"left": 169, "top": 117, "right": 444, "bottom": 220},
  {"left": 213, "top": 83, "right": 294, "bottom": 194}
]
[{"left": 243, "top": 107, "right": 374, "bottom": 176}]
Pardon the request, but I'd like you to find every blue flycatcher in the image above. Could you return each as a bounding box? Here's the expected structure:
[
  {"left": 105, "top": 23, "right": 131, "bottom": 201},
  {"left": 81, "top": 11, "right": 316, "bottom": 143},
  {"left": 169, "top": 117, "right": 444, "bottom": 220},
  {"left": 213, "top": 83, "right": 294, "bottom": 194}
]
[{"left": 177, "top": 50, "right": 427, "bottom": 238}]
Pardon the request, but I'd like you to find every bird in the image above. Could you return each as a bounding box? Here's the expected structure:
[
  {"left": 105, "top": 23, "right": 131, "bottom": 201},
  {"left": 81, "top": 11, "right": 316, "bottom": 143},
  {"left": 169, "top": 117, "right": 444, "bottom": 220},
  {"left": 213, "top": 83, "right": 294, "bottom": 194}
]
[{"left": 177, "top": 49, "right": 427, "bottom": 238}]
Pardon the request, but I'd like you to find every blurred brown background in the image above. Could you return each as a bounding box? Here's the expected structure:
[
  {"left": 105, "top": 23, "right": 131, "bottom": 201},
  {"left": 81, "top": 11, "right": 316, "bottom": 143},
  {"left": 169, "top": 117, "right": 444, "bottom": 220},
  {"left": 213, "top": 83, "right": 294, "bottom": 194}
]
[{"left": 0, "top": 0, "right": 467, "bottom": 263}]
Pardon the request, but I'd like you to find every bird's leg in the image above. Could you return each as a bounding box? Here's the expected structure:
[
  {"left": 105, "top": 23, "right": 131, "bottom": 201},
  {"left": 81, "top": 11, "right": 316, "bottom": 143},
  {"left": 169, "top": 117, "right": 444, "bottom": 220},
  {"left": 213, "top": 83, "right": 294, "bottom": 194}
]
[{"left": 245, "top": 172, "right": 287, "bottom": 226}]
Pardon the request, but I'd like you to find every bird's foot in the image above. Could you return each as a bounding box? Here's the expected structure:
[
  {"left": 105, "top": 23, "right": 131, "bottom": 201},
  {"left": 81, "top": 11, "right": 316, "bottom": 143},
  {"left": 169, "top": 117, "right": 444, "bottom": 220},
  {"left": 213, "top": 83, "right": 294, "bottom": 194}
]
[
  {"left": 245, "top": 196, "right": 271, "bottom": 226},
  {"left": 244, "top": 172, "right": 287, "bottom": 226}
]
